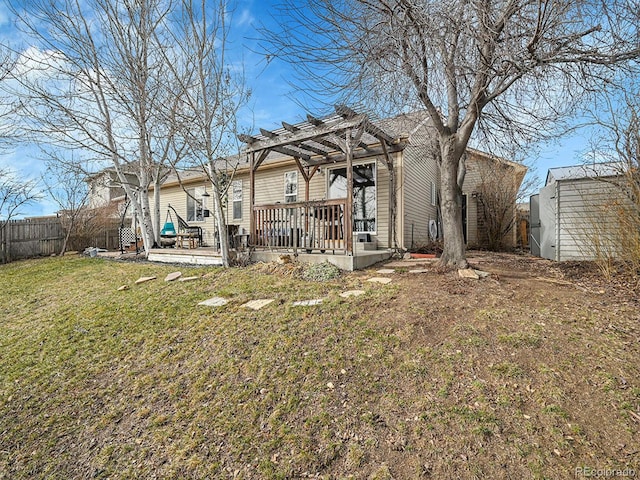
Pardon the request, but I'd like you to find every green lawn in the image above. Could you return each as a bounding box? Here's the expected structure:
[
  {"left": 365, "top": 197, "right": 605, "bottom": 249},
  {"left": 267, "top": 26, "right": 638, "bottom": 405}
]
[{"left": 0, "top": 255, "right": 638, "bottom": 479}]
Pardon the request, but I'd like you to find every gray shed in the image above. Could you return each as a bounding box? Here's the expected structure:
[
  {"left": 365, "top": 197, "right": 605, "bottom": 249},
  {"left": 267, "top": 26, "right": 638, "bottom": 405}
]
[{"left": 530, "top": 163, "right": 626, "bottom": 261}]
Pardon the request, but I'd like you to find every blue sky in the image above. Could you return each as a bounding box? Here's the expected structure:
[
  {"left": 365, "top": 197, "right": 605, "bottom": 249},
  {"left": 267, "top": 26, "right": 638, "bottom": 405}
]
[{"left": 0, "top": 0, "right": 594, "bottom": 217}]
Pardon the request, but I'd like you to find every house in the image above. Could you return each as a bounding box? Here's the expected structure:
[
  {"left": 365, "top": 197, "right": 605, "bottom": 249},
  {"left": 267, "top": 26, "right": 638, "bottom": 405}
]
[
  {"left": 86, "top": 168, "right": 138, "bottom": 212},
  {"left": 148, "top": 108, "right": 526, "bottom": 269},
  {"left": 530, "top": 162, "right": 633, "bottom": 261},
  {"left": 461, "top": 150, "right": 527, "bottom": 250}
]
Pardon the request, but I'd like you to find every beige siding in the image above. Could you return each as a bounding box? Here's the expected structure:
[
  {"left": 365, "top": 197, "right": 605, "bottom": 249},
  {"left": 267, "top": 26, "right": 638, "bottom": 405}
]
[
  {"left": 401, "top": 124, "right": 440, "bottom": 250},
  {"left": 150, "top": 181, "right": 218, "bottom": 246},
  {"left": 225, "top": 173, "right": 250, "bottom": 235},
  {"left": 462, "top": 158, "right": 482, "bottom": 246},
  {"left": 462, "top": 153, "right": 523, "bottom": 248}
]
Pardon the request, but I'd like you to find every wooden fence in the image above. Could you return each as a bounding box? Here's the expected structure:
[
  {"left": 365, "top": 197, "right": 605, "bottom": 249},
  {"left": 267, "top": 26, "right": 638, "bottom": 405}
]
[{"left": 0, "top": 217, "right": 122, "bottom": 263}]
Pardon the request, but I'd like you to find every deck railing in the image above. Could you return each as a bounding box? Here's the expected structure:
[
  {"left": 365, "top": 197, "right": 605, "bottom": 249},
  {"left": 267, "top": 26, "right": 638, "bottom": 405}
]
[{"left": 253, "top": 198, "right": 348, "bottom": 253}]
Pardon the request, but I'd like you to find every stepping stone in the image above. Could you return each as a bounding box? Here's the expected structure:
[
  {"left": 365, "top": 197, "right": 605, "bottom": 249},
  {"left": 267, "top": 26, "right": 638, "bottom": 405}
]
[
  {"left": 458, "top": 268, "right": 479, "bottom": 280},
  {"left": 376, "top": 269, "right": 395, "bottom": 274},
  {"left": 117, "top": 285, "right": 129, "bottom": 291},
  {"left": 409, "top": 269, "right": 429, "bottom": 273},
  {"left": 339, "top": 290, "right": 366, "bottom": 298},
  {"left": 198, "top": 297, "right": 228, "bottom": 307},
  {"left": 135, "top": 276, "right": 156, "bottom": 284},
  {"left": 292, "top": 299, "right": 324, "bottom": 307},
  {"left": 179, "top": 276, "right": 200, "bottom": 282},
  {"left": 164, "top": 271, "right": 182, "bottom": 282},
  {"left": 367, "top": 277, "right": 392, "bottom": 285},
  {"left": 242, "top": 299, "right": 275, "bottom": 310}
]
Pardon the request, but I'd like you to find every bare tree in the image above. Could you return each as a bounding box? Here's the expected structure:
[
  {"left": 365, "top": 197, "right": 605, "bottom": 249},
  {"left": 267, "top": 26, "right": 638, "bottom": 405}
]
[
  {"left": 41, "top": 158, "right": 91, "bottom": 255},
  {"left": 475, "top": 160, "right": 527, "bottom": 251},
  {"left": 0, "top": 45, "right": 19, "bottom": 150},
  {"left": 8, "top": 0, "right": 190, "bottom": 256},
  {"left": 164, "top": 0, "right": 249, "bottom": 267},
  {"left": 263, "top": 0, "right": 640, "bottom": 267},
  {"left": 0, "top": 168, "right": 40, "bottom": 263},
  {"left": 584, "top": 88, "right": 640, "bottom": 276}
]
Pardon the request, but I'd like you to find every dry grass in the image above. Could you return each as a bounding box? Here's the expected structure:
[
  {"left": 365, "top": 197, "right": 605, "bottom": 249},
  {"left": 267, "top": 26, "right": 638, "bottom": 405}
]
[{"left": 0, "top": 253, "right": 638, "bottom": 479}]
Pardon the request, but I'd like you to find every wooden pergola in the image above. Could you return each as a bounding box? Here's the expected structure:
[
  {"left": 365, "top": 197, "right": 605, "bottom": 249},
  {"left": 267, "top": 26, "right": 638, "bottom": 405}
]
[{"left": 239, "top": 105, "right": 407, "bottom": 254}]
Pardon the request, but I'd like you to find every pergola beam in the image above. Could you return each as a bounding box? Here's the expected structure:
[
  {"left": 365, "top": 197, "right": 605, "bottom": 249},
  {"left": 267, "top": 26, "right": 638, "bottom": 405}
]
[
  {"left": 305, "top": 144, "right": 404, "bottom": 166},
  {"left": 335, "top": 104, "right": 396, "bottom": 145}
]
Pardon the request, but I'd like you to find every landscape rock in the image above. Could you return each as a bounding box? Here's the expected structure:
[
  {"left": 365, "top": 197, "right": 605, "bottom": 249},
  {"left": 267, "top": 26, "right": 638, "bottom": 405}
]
[
  {"left": 242, "top": 299, "right": 275, "bottom": 310},
  {"left": 292, "top": 299, "right": 324, "bottom": 307},
  {"left": 179, "top": 276, "right": 200, "bottom": 282},
  {"left": 164, "top": 271, "right": 182, "bottom": 282},
  {"left": 198, "top": 297, "right": 228, "bottom": 307},
  {"left": 367, "top": 277, "right": 393, "bottom": 285},
  {"left": 339, "top": 290, "right": 366, "bottom": 298},
  {"left": 134, "top": 276, "right": 157, "bottom": 284},
  {"left": 458, "top": 268, "right": 480, "bottom": 280},
  {"left": 376, "top": 269, "right": 395, "bottom": 275},
  {"left": 117, "top": 285, "right": 129, "bottom": 291},
  {"left": 409, "top": 269, "right": 429, "bottom": 274}
]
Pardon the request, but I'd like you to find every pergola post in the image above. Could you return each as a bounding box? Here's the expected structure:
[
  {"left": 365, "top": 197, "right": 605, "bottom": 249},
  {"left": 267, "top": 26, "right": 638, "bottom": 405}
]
[
  {"left": 345, "top": 128, "right": 353, "bottom": 255},
  {"left": 249, "top": 152, "right": 255, "bottom": 245}
]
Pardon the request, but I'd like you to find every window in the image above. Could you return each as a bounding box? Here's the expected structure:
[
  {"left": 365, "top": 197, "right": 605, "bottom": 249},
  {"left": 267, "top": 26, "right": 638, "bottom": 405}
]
[
  {"left": 431, "top": 181, "right": 437, "bottom": 206},
  {"left": 284, "top": 171, "right": 298, "bottom": 203},
  {"left": 328, "top": 163, "right": 376, "bottom": 232},
  {"left": 232, "top": 180, "right": 242, "bottom": 220},
  {"left": 186, "top": 187, "right": 206, "bottom": 222}
]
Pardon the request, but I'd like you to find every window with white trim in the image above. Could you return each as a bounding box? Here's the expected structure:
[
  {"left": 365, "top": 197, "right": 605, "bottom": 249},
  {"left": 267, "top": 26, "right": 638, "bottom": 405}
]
[
  {"left": 232, "top": 180, "right": 242, "bottom": 220},
  {"left": 284, "top": 171, "right": 298, "bottom": 204},
  {"left": 186, "top": 187, "right": 206, "bottom": 222}
]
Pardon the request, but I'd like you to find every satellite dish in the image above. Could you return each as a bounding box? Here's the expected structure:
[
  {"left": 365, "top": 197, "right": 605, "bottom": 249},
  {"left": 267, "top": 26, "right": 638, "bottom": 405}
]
[{"left": 429, "top": 220, "right": 438, "bottom": 240}]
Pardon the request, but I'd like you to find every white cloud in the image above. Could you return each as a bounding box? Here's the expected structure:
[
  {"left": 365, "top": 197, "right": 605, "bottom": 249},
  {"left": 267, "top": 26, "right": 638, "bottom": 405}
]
[{"left": 235, "top": 9, "right": 255, "bottom": 27}]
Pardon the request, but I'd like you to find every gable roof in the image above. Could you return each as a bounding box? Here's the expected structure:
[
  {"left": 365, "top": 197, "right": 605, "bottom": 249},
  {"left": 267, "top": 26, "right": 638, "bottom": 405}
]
[{"left": 545, "top": 162, "right": 624, "bottom": 185}]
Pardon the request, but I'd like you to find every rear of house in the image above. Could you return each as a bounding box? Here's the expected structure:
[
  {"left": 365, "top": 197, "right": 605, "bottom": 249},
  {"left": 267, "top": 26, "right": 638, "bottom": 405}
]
[{"left": 148, "top": 110, "right": 526, "bottom": 268}]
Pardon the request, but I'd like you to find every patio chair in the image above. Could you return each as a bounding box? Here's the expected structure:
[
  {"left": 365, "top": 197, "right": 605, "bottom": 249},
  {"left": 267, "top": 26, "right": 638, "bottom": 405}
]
[{"left": 165, "top": 204, "right": 203, "bottom": 247}]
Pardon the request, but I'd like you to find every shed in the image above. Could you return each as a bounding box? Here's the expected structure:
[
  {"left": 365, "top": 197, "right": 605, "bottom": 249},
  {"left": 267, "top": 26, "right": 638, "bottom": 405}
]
[{"left": 530, "top": 162, "right": 627, "bottom": 261}]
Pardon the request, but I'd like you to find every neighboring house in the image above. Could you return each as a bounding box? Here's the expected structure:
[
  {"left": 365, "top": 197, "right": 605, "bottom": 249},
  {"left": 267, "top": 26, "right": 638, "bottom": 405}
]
[
  {"left": 86, "top": 168, "right": 138, "bottom": 217},
  {"left": 530, "top": 162, "right": 632, "bottom": 261},
  {"left": 461, "top": 150, "right": 527, "bottom": 249},
  {"left": 150, "top": 109, "right": 526, "bottom": 269}
]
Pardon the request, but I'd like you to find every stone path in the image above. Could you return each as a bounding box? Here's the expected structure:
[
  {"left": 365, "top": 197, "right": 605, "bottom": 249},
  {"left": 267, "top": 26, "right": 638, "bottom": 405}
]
[
  {"left": 242, "top": 299, "right": 275, "bottom": 310},
  {"left": 165, "top": 271, "right": 182, "bottom": 282},
  {"left": 124, "top": 267, "right": 403, "bottom": 311},
  {"left": 198, "top": 297, "right": 228, "bottom": 307},
  {"left": 292, "top": 299, "right": 324, "bottom": 307},
  {"left": 367, "top": 277, "right": 393, "bottom": 285},
  {"left": 376, "top": 269, "right": 395, "bottom": 275},
  {"left": 134, "top": 276, "right": 156, "bottom": 284}
]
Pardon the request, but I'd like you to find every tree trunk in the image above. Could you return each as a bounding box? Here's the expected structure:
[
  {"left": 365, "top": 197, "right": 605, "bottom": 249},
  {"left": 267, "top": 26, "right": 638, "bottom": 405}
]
[
  {"left": 153, "top": 179, "right": 162, "bottom": 246},
  {"left": 438, "top": 136, "right": 469, "bottom": 269},
  {"left": 60, "top": 224, "right": 72, "bottom": 256},
  {"left": 209, "top": 165, "right": 230, "bottom": 267},
  {"left": 139, "top": 187, "right": 156, "bottom": 254}
]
